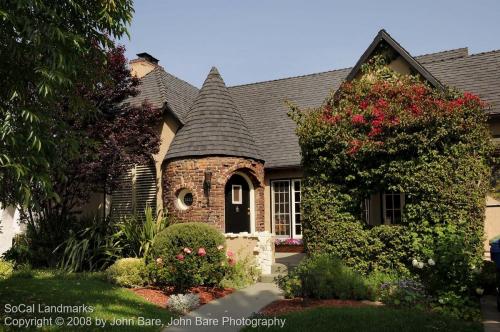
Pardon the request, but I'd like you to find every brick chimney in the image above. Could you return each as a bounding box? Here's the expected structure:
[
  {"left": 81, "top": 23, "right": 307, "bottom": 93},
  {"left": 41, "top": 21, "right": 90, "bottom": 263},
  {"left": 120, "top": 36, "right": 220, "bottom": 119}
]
[{"left": 130, "top": 52, "right": 160, "bottom": 78}]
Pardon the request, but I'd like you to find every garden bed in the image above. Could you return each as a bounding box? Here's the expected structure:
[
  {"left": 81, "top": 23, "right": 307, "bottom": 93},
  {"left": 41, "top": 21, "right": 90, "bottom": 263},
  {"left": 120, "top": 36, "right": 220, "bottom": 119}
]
[
  {"left": 260, "top": 298, "right": 382, "bottom": 315},
  {"left": 275, "top": 245, "right": 305, "bottom": 253},
  {"left": 131, "top": 286, "right": 234, "bottom": 308}
]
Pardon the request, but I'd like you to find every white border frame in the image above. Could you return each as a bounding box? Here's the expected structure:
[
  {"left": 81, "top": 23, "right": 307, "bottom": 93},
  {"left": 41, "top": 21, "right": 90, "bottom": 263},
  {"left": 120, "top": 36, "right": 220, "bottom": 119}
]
[
  {"left": 231, "top": 184, "right": 242, "bottom": 204},
  {"left": 291, "top": 179, "right": 303, "bottom": 239}
]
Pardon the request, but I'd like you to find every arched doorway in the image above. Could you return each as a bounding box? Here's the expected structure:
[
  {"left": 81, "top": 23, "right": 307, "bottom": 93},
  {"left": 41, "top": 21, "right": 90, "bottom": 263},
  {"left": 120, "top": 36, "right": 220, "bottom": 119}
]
[{"left": 225, "top": 173, "right": 252, "bottom": 233}]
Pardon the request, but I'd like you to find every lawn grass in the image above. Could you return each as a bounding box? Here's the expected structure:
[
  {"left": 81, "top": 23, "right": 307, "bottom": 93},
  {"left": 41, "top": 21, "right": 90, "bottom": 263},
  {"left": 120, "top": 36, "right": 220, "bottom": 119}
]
[
  {"left": 242, "top": 306, "right": 482, "bottom": 332},
  {"left": 0, "top": 270, "right": 174, "bottom": 331}
]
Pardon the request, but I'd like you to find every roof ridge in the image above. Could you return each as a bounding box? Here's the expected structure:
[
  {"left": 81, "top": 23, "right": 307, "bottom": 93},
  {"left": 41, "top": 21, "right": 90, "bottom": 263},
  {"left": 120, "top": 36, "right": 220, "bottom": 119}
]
[
  {"left": 469, "top": 49, "right": 500, "bottom": 57},
  {"left": 228, "top": 67, "right": 351, "bottom": 89},
  {"left": 415, "top": 47, "right": 468, "bottom": 59}
]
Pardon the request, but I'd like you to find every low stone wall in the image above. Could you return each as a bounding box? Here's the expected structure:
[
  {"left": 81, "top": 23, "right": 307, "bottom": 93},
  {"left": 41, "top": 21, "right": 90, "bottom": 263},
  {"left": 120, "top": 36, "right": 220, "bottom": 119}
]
[{"left": 225, "top": 231, "right": 274, "bottom": 275}]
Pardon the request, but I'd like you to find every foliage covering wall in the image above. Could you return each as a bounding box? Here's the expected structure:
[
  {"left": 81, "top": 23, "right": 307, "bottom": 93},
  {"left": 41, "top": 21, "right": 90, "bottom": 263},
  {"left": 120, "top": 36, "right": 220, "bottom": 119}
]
[{"left": 290, "top": 56, "right": 494, "bottom": 295}]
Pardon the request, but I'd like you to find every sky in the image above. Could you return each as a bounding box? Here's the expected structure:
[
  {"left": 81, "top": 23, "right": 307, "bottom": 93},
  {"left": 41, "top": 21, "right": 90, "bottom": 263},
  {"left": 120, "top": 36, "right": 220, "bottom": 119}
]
[{"left": 121, "top": 0, "right": 500, "bottom": 88}]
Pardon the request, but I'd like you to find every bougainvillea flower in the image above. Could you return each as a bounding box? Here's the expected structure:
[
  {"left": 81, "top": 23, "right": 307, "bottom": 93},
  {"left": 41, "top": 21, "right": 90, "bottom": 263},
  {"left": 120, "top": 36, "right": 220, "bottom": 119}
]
[
  {"left": 198, "top": 248, "right": 206, "bottom": 256},
  {"left": 351, "top": 114, "right": 366, "bottom": 125}
]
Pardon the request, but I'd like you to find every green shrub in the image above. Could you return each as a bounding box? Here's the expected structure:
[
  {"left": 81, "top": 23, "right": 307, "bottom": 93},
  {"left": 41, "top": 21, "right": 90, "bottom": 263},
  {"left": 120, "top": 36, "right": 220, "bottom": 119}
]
[
  {"left": 149, "top": 222, "right": 228, "bottom": 292},
  {"left": 0, "top": 260, "right": 14, "bottom": 279},
  {"left": 105, "top": 258, "right": 147, "bottom": 288},
  {"left": 291, "top": 54, "right": 493, "bottom": 297},
  {"left": 117, "top": 206, "right": 169, "bottom": 259},
  {"left": 367, "top": 225, "right": 413, "bottom": 275},
  {"left": 221, "top": 255, "right": 260, "bottom": 289},
  {"left": 276, "top": 253, "right": 370, "bottom": 300},
  {"left": 2, "top": 234, "right": 31, "bottom": 266},
  {"left": 477, "top": 260, "right": 496, "bottom": 295},
  {"left": 431, "top": 291, "right": 481, "bottom": 321},
  {"left": 56, "top": 216, "right": 122, "bottom": 272}
]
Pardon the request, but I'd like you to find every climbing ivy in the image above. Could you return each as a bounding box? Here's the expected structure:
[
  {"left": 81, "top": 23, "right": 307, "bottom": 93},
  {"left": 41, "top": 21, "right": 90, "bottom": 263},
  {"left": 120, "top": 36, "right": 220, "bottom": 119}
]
[{"left": 289, "top": 55, "right": 494, "bottom": 295}]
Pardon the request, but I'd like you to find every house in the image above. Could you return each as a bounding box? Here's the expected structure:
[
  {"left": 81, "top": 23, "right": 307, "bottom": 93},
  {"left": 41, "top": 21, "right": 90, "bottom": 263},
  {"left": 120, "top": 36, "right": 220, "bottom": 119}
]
[{"left": 2, "top": 29, "right": 497, "bottom": 268}]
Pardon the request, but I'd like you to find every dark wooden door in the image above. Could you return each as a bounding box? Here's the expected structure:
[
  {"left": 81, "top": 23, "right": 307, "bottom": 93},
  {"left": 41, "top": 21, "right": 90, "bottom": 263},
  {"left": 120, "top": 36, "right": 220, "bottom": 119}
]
[{"left": 225, "top": 174, "right": 250, "bottom": 233}]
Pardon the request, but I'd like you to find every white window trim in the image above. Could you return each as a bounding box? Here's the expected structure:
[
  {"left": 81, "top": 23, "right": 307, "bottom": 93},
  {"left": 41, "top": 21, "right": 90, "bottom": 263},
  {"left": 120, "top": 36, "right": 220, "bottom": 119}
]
[
  {"left": 232, "top": 184, "right": 242, "bottom": 204},
  {"left": 382, "top": 192, "right": 405, "bottom": 224},
  {"left": 271, "top": 179, "right": 302, "bottom": 239},
  {"left": 291, "top": 179, "right": 302, "bottom": 239}
]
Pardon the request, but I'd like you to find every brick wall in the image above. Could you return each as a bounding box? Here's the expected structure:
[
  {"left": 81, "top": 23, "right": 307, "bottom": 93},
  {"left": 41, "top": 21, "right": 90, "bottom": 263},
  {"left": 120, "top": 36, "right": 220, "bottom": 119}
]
[{"left": 163, "top": 156, "right": 265, "bottom": 232}]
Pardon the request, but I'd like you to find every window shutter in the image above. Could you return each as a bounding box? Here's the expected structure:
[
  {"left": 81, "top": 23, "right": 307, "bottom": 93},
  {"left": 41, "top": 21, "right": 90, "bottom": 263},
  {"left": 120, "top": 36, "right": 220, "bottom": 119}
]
[
  {"left": 110, "top": 163, "right": 157, "bottom": 220},
  {"left": 110, "top": 168, "right": 134, "bottom": 220},
  {"left": 135, "top": 164, "right": 157, "bottom": 218}
]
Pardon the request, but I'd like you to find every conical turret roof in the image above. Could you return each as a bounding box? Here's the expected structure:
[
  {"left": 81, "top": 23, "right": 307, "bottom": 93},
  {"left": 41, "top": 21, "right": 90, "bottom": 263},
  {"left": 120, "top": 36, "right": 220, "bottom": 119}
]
[{"left": 165, "top": 67, "right": 261, "bottom": 161}]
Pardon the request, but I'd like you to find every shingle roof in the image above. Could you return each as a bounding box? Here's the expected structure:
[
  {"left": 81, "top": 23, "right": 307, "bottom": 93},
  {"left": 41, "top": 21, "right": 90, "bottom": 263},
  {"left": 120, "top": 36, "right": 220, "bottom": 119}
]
[
  {"left": 128, "top": 67, "right": 199, "bottom": 123},
  {"left": 228, "top": 49, "right": 500, "bottom": 168},
  {"left": 165, "top": 67, "right": 262, "bottom": 161},
  {"left": 130, "top": 42, "right": 500, "bottom": 169}
]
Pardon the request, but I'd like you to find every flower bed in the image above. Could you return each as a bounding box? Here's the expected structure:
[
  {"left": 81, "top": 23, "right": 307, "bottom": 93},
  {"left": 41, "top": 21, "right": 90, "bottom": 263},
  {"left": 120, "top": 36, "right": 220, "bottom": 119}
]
[
  {"left": 131, "top": 286, "right": 234, "bottom": 309},
  {"left": 275, "top": 238, "right": 304, "bottom": 252}
]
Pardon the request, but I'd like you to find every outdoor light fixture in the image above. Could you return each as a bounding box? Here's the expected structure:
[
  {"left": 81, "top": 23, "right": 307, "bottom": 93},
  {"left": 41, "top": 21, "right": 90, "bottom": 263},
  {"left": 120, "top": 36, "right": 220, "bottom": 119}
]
[{"left": 203, "top": 170, "right": 212, "bottom": 205}]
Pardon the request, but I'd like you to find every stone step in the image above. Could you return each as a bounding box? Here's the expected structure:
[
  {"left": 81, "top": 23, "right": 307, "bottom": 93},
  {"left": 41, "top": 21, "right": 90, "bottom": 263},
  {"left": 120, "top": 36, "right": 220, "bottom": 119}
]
[{"left": 259, "top": 272, "right": 286, "bottom": 283}]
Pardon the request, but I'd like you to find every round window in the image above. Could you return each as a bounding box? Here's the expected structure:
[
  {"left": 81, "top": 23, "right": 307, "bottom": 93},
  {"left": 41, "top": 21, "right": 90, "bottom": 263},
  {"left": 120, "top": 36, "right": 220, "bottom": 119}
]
[
  {"left": 176, "top": 189, "right": 194, "bottom": 210},
  {"left": 183, "top": 193, "right": 193, "bottom": 206}
]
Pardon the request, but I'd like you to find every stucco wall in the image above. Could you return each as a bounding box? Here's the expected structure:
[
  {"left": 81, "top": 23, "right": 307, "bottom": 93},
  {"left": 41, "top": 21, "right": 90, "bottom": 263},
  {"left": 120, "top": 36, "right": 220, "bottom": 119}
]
[
  {"left": 264, "top": 168, "right": 304, "bottom": 232},
  {"left": 484, "top": 196, "right": 500, "bottom": 259},
  {"left": 0, "top": 205, "right": 21, "bottom": 254},
  {"left": 153, "top": 115, "right": 179, "bottom": 212},
  {"left": 163, "top": 156, "right": 265, "bottom": 232}
]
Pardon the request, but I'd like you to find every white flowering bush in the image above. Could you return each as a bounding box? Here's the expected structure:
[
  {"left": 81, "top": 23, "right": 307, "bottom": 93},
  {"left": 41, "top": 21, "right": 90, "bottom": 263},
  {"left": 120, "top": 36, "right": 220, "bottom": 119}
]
[{"left": 167, "top": 293, "right": 200, "bottom": 314}]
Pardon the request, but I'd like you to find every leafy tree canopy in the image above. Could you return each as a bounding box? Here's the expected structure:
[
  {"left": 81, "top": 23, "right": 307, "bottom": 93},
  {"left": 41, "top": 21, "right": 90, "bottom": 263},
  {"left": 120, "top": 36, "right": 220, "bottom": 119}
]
[{"left": 0, "top": 0, "right": 134, "bottom": 205}]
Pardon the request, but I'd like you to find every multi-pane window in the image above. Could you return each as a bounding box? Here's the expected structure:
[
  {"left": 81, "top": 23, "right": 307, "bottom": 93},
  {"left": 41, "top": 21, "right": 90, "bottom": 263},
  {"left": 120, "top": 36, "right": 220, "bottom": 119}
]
[
  {"left": 383, "top": 192, "right": 404, "bottom": 224},
  {"left": 272, "top": 180, "right": 290, "bottom": 236},
  {"left": 271, "top": 179, "right": 302, "bottom": 238}
]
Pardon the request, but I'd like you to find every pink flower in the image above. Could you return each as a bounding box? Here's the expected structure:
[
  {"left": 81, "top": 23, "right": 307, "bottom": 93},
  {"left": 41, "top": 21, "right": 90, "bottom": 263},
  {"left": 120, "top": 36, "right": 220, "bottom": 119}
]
[
  {"left": 217, "top": 245, "right": 224, "bottom": 250},
  {"left": 198, "top": 248, "right": 206, "bottom": 256},
  {"left": 183, "top": 247, "right": 192, "bottom": 254},
  {"left": 226, "top": 250, "right": 234, "bottom": 257},
  {"left": 351, "top": 114, "right": 366, "bottom": 125},
  {"left": 228, "top": 258, "right": 236, "bottom": 266},
  {"left": 176, "top": 254, "right": 185, "bottom": 261}
]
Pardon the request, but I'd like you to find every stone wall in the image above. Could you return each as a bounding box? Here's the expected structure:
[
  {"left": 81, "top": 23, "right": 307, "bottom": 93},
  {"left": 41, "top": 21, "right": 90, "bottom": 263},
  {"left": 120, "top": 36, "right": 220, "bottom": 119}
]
[
  {"left": 225, "top": 232, "right": 274, "bottom": 275},
  {"left": 163, "top": 156, "right": 265, "bottom": 232}
]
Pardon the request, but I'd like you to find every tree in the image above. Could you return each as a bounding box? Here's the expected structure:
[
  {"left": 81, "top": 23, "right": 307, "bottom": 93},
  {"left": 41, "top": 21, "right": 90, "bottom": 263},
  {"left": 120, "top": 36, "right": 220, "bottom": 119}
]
[
  {"left": 0, "top": 0, "right": 134, "bottom": 205},
  {"left": 16, "top": 45, "right": 162, "bottom": 267}
]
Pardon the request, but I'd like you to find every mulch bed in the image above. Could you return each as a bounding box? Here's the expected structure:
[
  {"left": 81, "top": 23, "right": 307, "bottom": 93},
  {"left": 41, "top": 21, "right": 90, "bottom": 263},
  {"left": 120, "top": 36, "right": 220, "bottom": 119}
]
[
  {"left": 259, "top": 298, "right": 383, "bottom": 316},
  {"left": 131, "top": 286, "right": 234, "bottom": 308}
]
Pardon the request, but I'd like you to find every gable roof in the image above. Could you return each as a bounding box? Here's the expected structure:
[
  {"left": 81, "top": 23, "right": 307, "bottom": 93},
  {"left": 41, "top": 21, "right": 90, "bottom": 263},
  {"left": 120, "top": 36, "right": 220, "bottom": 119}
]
[
  {"left": 346, "top": 29, "right": 444, "bottom": 90},
  {"left": 128, "top": 67, "right": 199, "bottom": 123},
  {"left": 229, "top": 48, "right": 500, "bottom": 168},
  {"left": 130, "top": 32, "right": 500, "bottom": 169},
  {"left": 165, "top": 67, "right": 262, "bottom": 161}
]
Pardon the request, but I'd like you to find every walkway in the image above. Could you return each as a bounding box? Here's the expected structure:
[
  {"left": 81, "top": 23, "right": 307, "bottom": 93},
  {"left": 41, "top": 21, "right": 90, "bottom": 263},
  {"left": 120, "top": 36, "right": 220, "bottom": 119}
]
[
  {"left": 164, "top": 282, "right": 283, "bottom": 332},
  {"left": 482, "top": 295, "right": 500, "bottom": 332}
]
